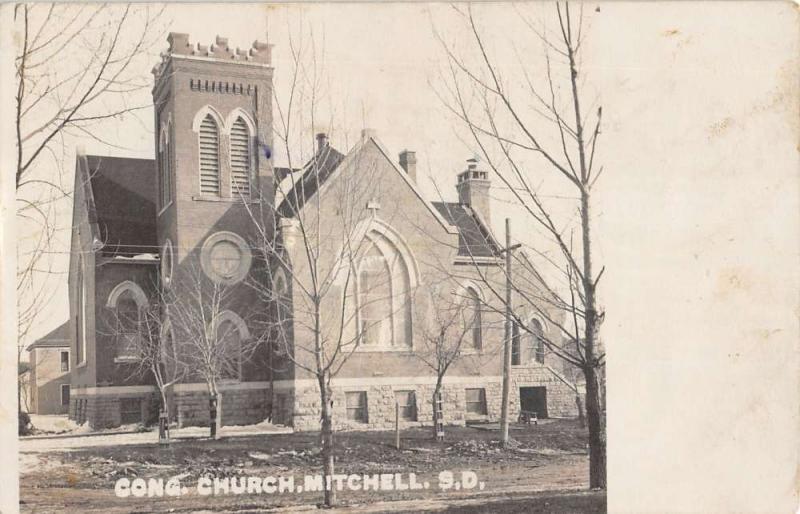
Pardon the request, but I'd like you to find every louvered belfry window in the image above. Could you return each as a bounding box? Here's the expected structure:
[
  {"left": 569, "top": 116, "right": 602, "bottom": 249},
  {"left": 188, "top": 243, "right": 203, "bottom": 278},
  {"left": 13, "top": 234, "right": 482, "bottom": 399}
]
[
  {"left": 229, "top": 117, "right": 251, "bottom": 198},
  {"left": 199, "top": 114, "right": 221, "bottom": 195}
]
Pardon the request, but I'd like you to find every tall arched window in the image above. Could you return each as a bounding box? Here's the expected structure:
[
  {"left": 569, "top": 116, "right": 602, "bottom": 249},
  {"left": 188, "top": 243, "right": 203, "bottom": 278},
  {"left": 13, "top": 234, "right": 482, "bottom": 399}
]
[
  {"left": 273, "top": 271, "right": 291, "bottom": 355},
  {"left": 159, "top": 122, "right": 172, "bottom": 209},
  {"left": 76, "top": 257, "right": 87, "bottom": 366},
  {"left": 116, "top": 291, "right": 140, "bottom": 361},
  {"left": 531, "top": 318, "right": 545, "bottom": 364},
  {"left": 357, "top": 231, "right": 412, "bottom": 349},
  {"left": 229, "top": 116, "right": 251, "bottom": 198},
  {"left": 465, "top": 287, "right": 482, "bottom": 350},
  {"left": 161, "top": 323, "right": 179, "bottom": 380},
  {"left": 215, "top": 312, "right": 248, "bottom": 381},
  {"left": 198, "top": 114, "right": 221, "bottom": 195},
  {"left": 107, "top": 281, "right": 148, "bottom": 362},
  {"left": 359, "top": 245, "right": 393, "bottom": 346}
]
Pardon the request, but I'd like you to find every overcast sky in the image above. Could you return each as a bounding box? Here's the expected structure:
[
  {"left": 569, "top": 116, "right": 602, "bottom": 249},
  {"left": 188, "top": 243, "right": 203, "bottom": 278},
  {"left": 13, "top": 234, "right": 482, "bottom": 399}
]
[{"left": 11, "top": 3, "right": 799, "bottom": 511}]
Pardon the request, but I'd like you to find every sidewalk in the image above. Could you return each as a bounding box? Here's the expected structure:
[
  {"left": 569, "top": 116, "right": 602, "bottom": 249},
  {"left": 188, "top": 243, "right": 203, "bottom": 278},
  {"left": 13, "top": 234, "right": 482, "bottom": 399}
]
[{"left": 20, "top": 422, "right": 292, "bottom": 453}]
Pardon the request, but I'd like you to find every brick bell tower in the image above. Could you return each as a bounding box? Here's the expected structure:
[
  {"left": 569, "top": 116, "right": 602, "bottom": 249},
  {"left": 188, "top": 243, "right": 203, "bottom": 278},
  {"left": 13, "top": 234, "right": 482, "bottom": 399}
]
[{"left": 151, "top": 33, "right": 274, "bottom": 289}]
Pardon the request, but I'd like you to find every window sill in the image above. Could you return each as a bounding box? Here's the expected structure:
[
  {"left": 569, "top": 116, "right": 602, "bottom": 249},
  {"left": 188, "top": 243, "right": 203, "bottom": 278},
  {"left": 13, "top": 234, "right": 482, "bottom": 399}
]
[
  {"left": 192, "top": 195, "right": 258, "bottom": 204},
  {"left": 114, "top": 357, "right": 140, "bottom": 364},
  {"left": 355, "top": 347, "right": 414, "bottom": 354}
]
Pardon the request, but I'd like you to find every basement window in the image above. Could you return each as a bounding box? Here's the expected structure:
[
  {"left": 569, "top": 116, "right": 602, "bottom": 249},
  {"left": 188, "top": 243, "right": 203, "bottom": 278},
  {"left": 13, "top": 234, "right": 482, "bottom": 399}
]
[
  {"left": 395, "top": 390, "right": 417, "bottom": 421},
  {"left": 345, "top": 391, "right": 368, "bottom": 423},
  {"left": 465, "top": 388, "right": 487, "bottom": 415}
]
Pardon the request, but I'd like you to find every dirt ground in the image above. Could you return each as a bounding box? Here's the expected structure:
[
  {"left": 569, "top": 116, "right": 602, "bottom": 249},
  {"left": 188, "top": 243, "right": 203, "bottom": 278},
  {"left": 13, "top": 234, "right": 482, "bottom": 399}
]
[{"left": 20, "top": 419, "right": 602, "bottom": 513}]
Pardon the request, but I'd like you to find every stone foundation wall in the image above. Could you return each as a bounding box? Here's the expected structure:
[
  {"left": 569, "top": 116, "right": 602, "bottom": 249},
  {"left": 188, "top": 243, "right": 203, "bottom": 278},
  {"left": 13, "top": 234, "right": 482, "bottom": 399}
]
[
  {"left": 174, "top": 388, "right": 268, "bottom": 428},
  {"left": 292, "top": 380, "right": 492, "bottom": 432},
  {"left": 65, "top": 370, "right": 578, "bottom": 432},
  {"left": 290, "top": 369, "right": 578, "bottom": 431},
  {"left": 69, "top": 393, "right": 158, "bottom": 429},
  {"left": 510, "top": 366, "right": 580, "bottom": 418}
]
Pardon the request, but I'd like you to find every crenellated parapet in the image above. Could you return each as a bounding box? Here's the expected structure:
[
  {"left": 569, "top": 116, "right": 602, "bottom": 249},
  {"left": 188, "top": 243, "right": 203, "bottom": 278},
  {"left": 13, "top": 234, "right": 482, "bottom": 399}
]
[{"left": 152, "top": 33, "right": 272, "bottom": 77}]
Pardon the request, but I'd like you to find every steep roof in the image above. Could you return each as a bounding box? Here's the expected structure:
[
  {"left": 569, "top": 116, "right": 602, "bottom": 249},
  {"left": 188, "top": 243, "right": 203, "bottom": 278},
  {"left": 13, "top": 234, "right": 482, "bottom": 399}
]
[
  {"left": 432, "top": 202, "right": 499, "bottom": 258},
  {"left": 274, "top": 137, "right": 496, "bottom": 258},
  {"left": 26, "top": 321, "right": 70, "bottom": 351},
  {"left": 84, "top": 155, "right": 158, "bottom": 258},
  {"left": 275, "top": 145, "right": 345, "bottom": 217}
]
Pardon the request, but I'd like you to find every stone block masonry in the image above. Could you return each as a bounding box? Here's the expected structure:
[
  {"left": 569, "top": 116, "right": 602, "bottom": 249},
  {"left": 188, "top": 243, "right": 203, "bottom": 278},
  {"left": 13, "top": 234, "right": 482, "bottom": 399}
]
[
  {"left": 174, "top": 387, "right": 268, "bottom": 428},
  {"left": 290, "top": 368, "right": 579, "bottom": 432},
  {"left": 67, "top": 386, "right": 270, "bottom": 430},
  {"left": 68, "top": 392, "right": 159, "bottom": 430},
  {"left": 66, "top": 369, "right": 579, "bottom": 431}
]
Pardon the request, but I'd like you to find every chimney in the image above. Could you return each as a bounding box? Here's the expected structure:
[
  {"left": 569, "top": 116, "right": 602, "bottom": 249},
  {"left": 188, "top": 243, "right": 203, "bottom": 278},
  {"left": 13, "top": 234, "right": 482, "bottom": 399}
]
[
  {"left": 456, "top": 158, "right": 491, "bottom": 226},
  {"left": 399, "top": 150, "right": 417, "bottom": 182},
  {"left": 316, "top": 132, "right": 328, "bottom": 153}
]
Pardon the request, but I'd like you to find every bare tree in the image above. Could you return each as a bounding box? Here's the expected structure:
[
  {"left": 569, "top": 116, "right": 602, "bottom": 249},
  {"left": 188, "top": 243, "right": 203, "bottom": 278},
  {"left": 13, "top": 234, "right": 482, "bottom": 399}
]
[
  {"left": 241, "top": 20, "right": 410, "bottom": 507},
  {"left": 413, "top": 278, "right": 482, "bottom": 439},
  {"left": 14, "top": 3, "right": 165, "bottom": 413},
  {"left": 435, "top": 3, "right": 607, "bottom": 488},
  {"left": 18, "top": 363, "right": 31, "bottom": 414},
  {"left": 248, "top": 143, "right": 393, "bottom": 506},
  {"left": 166, "top": 264, "right": 264, "bottom": 440},
  {"left": 101, "top": 285, "right": 186, "bottom": 442}
]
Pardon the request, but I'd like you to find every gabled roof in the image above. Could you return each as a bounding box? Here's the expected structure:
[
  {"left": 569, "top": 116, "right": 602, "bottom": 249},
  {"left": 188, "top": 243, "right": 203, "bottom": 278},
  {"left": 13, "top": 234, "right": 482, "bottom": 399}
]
[
  {"left": 84, "top": 155, "right": 158, "bottom": 258},
  {"left": 26, "top": 321, "right": 70, "bottom": 351},
  {"left": 276, "top": 145, "right": 345, "bottom": 217},
  {"left": 275, "top": 135, "right": 499, "bottom": 259},
  {"left": 432, "top": 202, "right": 499, "bottom": 258}
]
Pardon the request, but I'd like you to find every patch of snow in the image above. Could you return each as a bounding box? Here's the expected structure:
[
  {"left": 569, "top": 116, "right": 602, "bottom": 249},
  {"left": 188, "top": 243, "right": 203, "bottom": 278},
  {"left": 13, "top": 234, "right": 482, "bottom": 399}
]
[
  {"left": 248, "top": 451, "right": 271, "bottom": 461},
  {"left": 28, "top": 415, "right": 80, "bottom": 434},
  {"left": 20, "top": 419, "right": 292, "bottom": 454},
  {"left": 112, "top": 253, "right": 159, "bottom": 261}
]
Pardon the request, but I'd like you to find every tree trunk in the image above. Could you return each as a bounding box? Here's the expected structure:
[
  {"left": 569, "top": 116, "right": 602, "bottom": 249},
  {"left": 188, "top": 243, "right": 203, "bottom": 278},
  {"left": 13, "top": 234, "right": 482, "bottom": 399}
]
[
  {"left": 268, "top": 341, "right": 275, "bottom": 422},
  {"left": 576, "top": 393, "right": 585, "bottom": 429},
  {"left": 215, "top": 393, "right": 223, "bottom": 440},
  {"left": 209, "top": 391, "right": 219, "bottom": 439},
  {"left": 319, "top": 378, "right": 336, "bottom": 507},
  {"left": 159, "top": 387, "right": 171, "bottom": 444},
  {"left": 583, "top": 364, "right": 606, "bottom": 489},
  {"left": 432, "top": 377, "right": 444, "bottom": 440}
]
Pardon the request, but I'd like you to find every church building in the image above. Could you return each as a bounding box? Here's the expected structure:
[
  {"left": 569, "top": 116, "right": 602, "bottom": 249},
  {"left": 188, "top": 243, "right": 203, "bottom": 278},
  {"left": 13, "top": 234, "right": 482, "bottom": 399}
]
[{"left": 67, "top": 33, "right": 580, "bottom": 430}]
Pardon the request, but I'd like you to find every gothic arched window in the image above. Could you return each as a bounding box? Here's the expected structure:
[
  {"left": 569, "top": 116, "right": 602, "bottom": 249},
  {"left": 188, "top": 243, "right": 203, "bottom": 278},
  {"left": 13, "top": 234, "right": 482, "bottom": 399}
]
[
  {"left": 531, "top": 318, "right": 545, "bottom": 364},
  {"left": 107, "top": 281, "right": 148, "bottom": 363},
  {"left": 465, "top": 287, "right": 482, "bottom": 350},
  {"left": 357, "top": 232, "right": 412, "bottom": 349},
  {"left": 511, "top": 321, "right": 521, "bottom": 365},
  {"left": 159, "top": 121, "right": 173, "bottom": 209},
  {"left": 273, "top": 270, "right": 291, "bottom": 355},
  {"left": 161, "top": 323, "right": 179, "bottom": 380},
  {"left": 215, "top": 311, "right": 248, "bottom": 381},
  {"left": 229, "top": 116, "right": 251, "bottom": 198},
  {"left": 76, "top": 257, "right": 87, "bottom": 366},
  {"left": 198, "top": 114, "right": 221, "bottom": 195}
]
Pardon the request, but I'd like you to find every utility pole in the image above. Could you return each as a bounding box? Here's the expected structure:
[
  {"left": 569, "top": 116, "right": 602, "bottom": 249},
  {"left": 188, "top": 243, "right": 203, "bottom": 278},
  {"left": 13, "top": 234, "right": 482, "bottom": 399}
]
[{"left": 499, "top": 218, "right": 521, "bottom": 447}]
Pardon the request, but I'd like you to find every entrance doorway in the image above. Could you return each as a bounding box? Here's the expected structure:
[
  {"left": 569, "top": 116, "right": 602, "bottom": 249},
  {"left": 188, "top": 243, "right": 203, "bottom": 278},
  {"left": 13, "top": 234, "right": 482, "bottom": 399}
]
[{"left": 519, "top": 386, "right": 548, "bottom": 418}]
